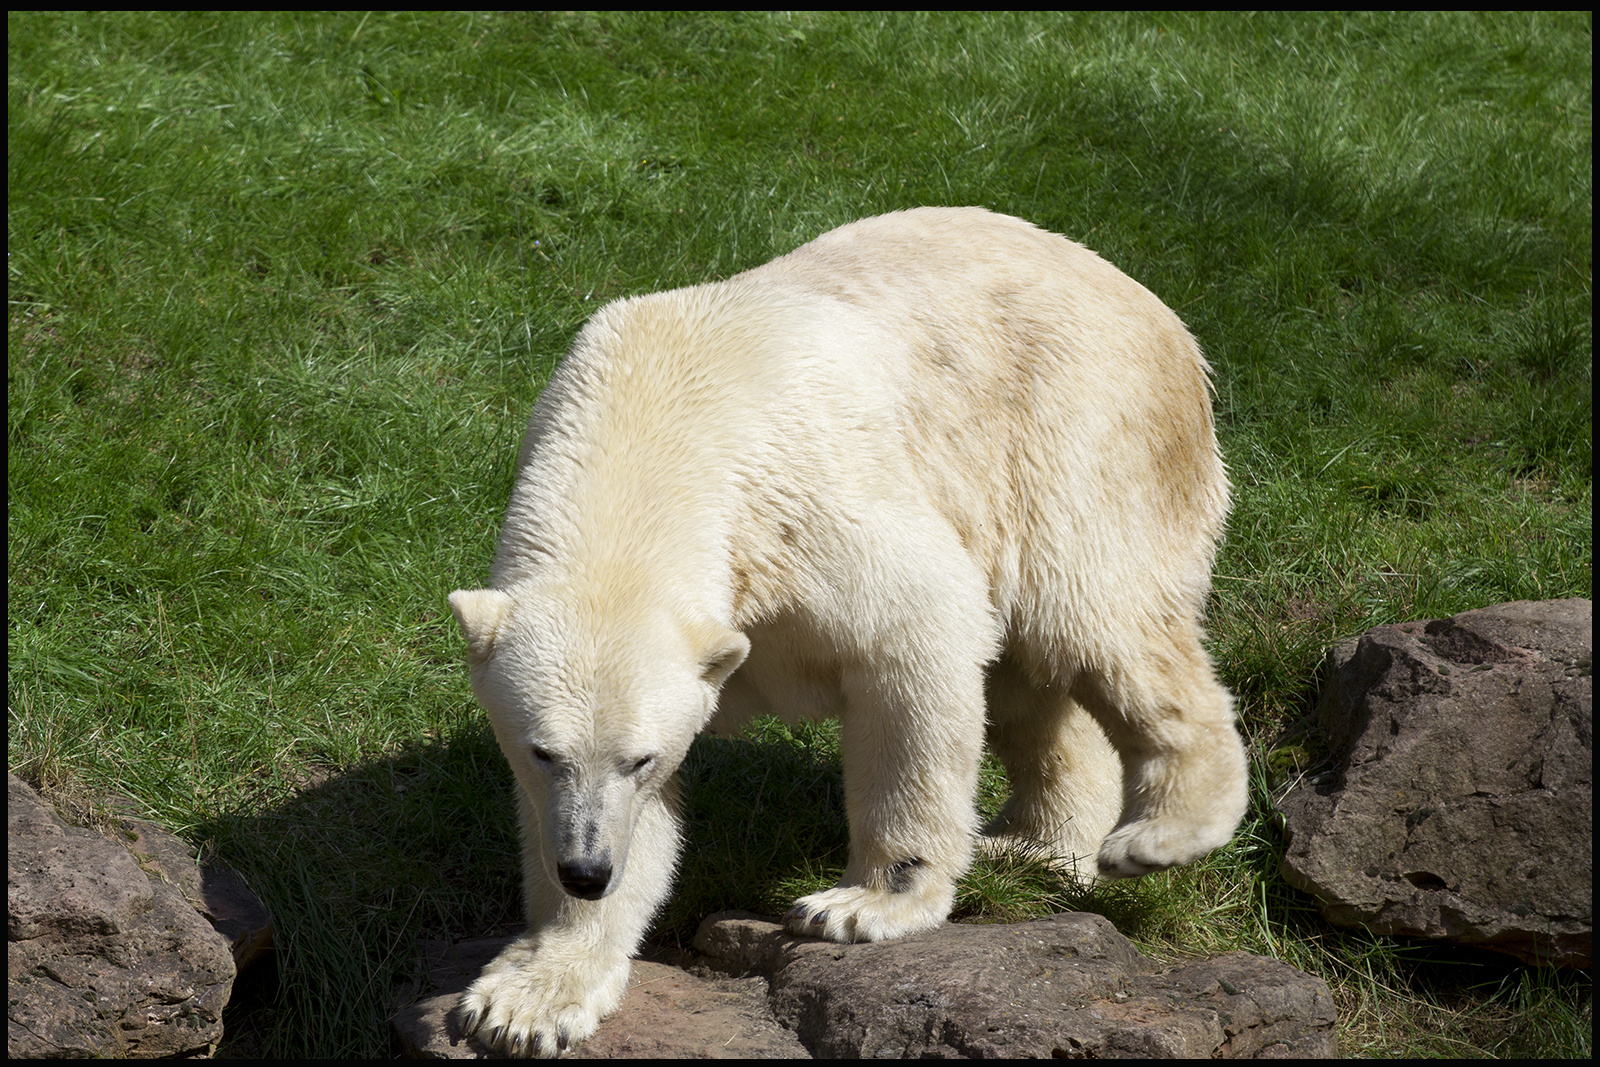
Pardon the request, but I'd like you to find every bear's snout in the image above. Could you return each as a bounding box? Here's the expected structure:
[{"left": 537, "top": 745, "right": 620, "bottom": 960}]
[{"left": 558, "top": 859, "right": 613, "bottom": 900}]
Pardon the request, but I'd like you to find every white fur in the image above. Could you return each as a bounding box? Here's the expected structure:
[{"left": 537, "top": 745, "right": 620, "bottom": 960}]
[{"left": 450, "top": 207, "right": 1247, "bottom": 1056}]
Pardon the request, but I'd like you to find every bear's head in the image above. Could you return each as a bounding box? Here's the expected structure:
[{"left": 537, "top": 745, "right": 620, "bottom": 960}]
[{"left": 449, "top": 584, "right": 748, "bottom": 900}]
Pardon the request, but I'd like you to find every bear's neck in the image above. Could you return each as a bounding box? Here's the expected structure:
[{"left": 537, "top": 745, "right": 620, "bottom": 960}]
[{"left": 491, "top": 424, "right": 750, "bottom": 626}]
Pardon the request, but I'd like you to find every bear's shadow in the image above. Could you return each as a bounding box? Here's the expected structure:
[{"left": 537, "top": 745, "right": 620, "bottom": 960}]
[{"left": 194, "top": 719, "right": 858, "bottom": 1051}]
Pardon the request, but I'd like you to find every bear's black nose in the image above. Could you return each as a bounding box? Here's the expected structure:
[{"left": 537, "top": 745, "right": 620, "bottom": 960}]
[{"left": 558, "top": 862, "right": 611, "bottom": 900}]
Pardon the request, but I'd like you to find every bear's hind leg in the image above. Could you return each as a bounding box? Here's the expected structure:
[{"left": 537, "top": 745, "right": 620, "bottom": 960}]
[
  {"left": 979, "top": 654, "right": 1121, "bottom": 883},
  {"left": 1076, "top": 623, "right": 1248, "bottom": 879}
]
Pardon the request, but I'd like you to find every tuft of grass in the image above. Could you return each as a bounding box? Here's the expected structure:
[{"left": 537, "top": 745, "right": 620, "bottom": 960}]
[{"left": 10, "top": 12, "right": 1589, "bottom": 1058}]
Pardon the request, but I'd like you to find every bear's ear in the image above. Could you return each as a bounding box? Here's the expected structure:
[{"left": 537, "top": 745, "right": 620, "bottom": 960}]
[
  {"left": 697, "top": 627, "right": 750, "bottom": 690},
  {"left": 448, "top": 588, "right": 514, "bottom": 668}
]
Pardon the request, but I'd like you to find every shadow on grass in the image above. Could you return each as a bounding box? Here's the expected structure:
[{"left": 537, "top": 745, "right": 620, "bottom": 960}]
[
  {"left": 200, "top": 725, "right": 520, "bottom": 1057},
  {"left": 199, "top": 723, "right": 856, "bottom": 1056}
]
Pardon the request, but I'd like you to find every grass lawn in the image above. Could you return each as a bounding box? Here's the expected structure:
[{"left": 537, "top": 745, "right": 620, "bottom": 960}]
[{"left": 8, "top": 11, "right": 1590, "bottom": 1057}]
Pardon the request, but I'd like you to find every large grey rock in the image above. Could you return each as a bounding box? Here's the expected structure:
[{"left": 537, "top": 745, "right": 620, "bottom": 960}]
[
  {"left": 392, "top": 912, "right": 1337, "bottom": 1058},
  {"left": 694, "top": 911, "right": 1336, "bottom": 1058},
  {"left": 7, "top": 774, "right": 236, "bottom": 1058},
  {"left": 1277, "top": 598, "right": 1592, "bottom": 967}
]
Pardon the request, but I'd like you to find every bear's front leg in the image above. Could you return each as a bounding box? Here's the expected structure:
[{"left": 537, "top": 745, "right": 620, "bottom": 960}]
[
  {"left": 783, "top": 655, "right": 986, "bottom": 943},
  {"left": 458, "top": 787, "right": 680, "bottom": 1057}
]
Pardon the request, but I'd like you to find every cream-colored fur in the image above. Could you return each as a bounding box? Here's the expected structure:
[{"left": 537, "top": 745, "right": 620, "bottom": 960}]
[{"left": 449, "top": 207, "right": 1247, "bottom": 1056}]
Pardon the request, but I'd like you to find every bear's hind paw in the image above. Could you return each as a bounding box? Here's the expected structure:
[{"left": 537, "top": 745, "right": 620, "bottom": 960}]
[{"left": 1096, "top": 814, "right": 1235, "bottom": 879}]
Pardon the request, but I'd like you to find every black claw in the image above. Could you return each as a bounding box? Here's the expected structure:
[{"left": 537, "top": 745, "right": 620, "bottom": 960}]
[{"left": 809, "top": 909, "right": 829, "bottom": 926}]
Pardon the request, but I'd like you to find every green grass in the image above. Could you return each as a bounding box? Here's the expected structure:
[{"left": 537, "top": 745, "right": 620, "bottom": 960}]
[{"left": 9, "top": 11, "right": 1590, "bottom": 1058}]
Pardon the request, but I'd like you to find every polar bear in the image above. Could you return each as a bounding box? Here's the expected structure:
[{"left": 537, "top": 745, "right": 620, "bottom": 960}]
[{"left": 448, "top": 206, "right": 1247, "bottom": 1056}]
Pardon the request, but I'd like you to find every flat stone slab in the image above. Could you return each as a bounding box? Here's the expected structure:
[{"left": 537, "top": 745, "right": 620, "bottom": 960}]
[
  {"left": 694, "top": 911, "right": 1337, "bottom": 1058},
  {"left": 391, "top": 911, "right": 1336, "bottom": 1058},
  {"left": 392, "top": 938, "right": 807, "bottom": 1058}
]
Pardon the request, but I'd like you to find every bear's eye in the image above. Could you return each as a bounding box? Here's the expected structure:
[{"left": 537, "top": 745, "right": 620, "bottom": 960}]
[
  {"left": 530, "top": 745, "right": 554, "bottom": 764},
  {"left": 629, "top": 755, "right": 654, "bottom": 776}
]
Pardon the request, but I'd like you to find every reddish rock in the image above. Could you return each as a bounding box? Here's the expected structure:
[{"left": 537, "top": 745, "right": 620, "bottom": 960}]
[
  {"left": 1277, "top": 599, "right": 1592, "bottom": 967},
  {"left": 7, "top": 774, "right": 235, "bottom": 1058}
]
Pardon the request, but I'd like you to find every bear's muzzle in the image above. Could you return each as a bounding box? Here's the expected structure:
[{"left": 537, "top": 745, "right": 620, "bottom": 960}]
[{"left": 557, "top": 859, "right": 612, "bottom": 899}]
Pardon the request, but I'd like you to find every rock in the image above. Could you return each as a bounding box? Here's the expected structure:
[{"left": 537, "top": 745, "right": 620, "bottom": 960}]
[
  {"left": 391, "top": 938, "right": 809, "bottom": 1058},
  {"left": 1277, "top": 598, "right": 1592, "bottom": 967},
  {"left": 7, "top": 774, "right": 235, "bottom": 1058},
  {"left": 116, "top": 815, "right": 275, "bottom": 974},
  {"left": 391, "top": 912, "right": 1337, "bottom": 1058},
  {"left": 693, "top": 911, "right": 1337, "bottom": 1058}
]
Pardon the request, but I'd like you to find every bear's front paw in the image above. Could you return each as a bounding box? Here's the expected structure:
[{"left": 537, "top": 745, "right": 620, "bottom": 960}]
[
  {"left": 456, "top": 937, "right": 630, "bottom": 1058},
  {"left": 783, "top": 877, "right": 953, "bottom": 943}
]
